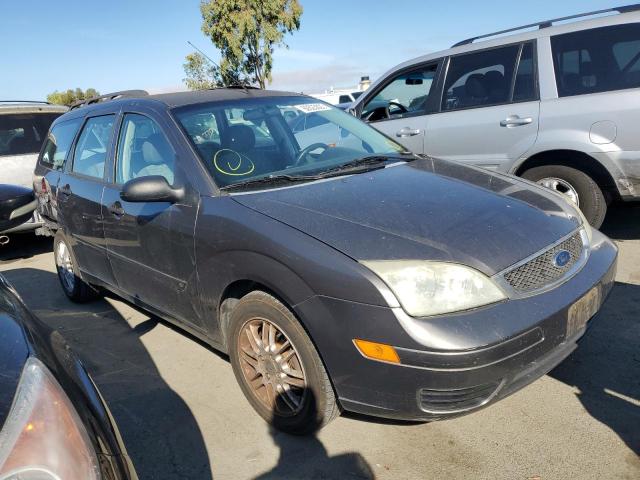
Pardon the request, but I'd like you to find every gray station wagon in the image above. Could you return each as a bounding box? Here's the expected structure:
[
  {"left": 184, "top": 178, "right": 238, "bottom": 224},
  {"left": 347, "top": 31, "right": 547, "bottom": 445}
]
[
  {"left": 34, "top": 88, "right": 617, "bottom": 434},
  {"left": 351, "top": 4, "right": 640, "bottom": 228}
]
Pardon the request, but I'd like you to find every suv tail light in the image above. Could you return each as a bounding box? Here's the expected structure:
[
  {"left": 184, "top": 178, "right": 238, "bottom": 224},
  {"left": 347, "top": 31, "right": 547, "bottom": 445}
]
[{"left": 0, "top": 357, "right": 100, "bottom": 480}]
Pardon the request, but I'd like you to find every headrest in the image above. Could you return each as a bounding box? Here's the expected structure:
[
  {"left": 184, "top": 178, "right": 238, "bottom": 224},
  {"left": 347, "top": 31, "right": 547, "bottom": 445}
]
[
  {"left": 142, "top": 133, "right": 172, "bottom": 165},
  {"left": 221, "top": 125, "right": 255, "bottom": 152},
  {"left": 465, "top": 73, "right": 487, "bottom": 98}
]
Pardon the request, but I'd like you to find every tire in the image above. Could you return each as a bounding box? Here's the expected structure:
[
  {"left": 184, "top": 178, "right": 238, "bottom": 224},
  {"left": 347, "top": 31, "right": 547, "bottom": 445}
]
[
  {"left": 521, "top": 165, "right": 607, "bottom": 229},
  {"left": 53, "top": 231, "right": 99, "bottom": 303},
  {"left": 228, "top": 291, "right": 339, "bottom": 435}
]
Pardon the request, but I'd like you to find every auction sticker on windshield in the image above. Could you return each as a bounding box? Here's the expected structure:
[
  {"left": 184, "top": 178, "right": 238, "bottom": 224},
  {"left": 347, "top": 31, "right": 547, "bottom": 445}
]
[{"left": 294, "top": 103, "right": 332, "bottom": 113}]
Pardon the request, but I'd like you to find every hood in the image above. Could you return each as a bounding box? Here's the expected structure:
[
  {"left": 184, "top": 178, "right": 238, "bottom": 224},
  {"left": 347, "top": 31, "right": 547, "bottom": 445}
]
[{"left": 232, "top": 157, "right": 581, "bottom": 275}]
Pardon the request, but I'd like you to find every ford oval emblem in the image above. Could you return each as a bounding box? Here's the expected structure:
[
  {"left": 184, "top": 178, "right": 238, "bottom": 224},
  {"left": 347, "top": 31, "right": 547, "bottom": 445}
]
[{"left": 553, "top": 250, "right": 572, "bottom": 268}]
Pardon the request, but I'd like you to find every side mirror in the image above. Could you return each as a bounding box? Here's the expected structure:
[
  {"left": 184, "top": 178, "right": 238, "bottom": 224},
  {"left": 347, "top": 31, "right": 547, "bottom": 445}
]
[
  {"left": 346, "top": 107, "right": 358, "bottom": 117},
  {"left": 120, "top": 176, "right": 184, "bottom": 203}
]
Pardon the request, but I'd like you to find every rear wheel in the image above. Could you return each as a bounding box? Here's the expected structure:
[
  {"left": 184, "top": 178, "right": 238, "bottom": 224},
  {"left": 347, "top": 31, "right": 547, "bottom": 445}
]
[
  {"left": 54, "top": 231, "right": 99, "bottom": 302},
  {"left": 521, "top": 165, "right": 607, "bottom": 229},
  {"left": 228, "top": 291, "right": 339, "bottom": 435}
]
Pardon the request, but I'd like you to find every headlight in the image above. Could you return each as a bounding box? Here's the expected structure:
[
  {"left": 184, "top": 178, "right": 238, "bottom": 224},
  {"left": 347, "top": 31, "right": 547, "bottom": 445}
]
[
  {"left": 362, "top": 260, "right": 507, "bottom": 317},
  {"left": 0, "top": 357, "right": 100, "bottom": 480}
]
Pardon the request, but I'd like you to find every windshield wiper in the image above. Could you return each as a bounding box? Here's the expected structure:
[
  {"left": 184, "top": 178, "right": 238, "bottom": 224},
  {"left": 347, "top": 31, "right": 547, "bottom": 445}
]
[{"left": 221, "top": 154, "right": 415, "bottom": 191}]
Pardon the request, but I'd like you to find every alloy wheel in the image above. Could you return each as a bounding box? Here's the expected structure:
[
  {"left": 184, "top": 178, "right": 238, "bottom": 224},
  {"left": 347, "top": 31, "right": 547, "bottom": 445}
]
[
  {"left": 237, "top": 318, "right": 307, "bottom": 416},
  {"left": 56, "top": 241, "right": 75, "bottom": 293},
  {"left": 537, "top": 177, "right": 580, "bottom": 206}
]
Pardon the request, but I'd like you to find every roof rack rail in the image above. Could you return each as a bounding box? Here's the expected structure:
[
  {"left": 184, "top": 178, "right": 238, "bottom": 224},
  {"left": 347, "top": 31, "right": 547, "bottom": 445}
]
[
  {"left": 69, "top": 90, "right": 149, "bottom": 110},
  {"left": 452, "top": 3, "right": 640, "bottom": 47},
  {"left": 0, "top": 100, "right": 51, "bottom": 105}
]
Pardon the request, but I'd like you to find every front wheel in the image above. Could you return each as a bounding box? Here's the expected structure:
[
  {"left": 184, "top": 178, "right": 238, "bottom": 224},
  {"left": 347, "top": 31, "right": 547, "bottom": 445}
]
[
  {"left": 54, "top": 231, "right": 99, "bottom": 303},
  {"left": 228, "top": 291, "right": 339, "bottom": 435},
  {"left": 521, "top": 165, "right": 607, "bottom": 229}
]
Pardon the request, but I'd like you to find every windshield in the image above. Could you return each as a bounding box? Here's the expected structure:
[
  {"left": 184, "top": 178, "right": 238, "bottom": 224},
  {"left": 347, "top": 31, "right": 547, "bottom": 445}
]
[
  {"left": 0, "top": 112, "right": 62, "bottom": 157},
  {"left": 173, "top": 96, "right": 405, "bottom": 188}
]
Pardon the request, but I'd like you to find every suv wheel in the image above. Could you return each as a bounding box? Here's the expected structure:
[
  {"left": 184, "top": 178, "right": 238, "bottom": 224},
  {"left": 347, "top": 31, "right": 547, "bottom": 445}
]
[
  {"left": 54, "top": 231, "right": 99, "bottom": 302},
  {"left": 521, "top": 165, "right": 607, "bottom": 229},
  {"left": 228, "top": 291, "right": 339, "bottom": 435}
]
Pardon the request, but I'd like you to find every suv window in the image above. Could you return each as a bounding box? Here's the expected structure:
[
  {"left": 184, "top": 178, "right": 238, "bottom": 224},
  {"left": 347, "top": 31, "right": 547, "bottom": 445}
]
[
  {"left": 72, "top": 115, "right": 115, "bottom": 179},
  {"left": 0, "top": 112, "right": 61, "bottom": 157},
  {"left": 443, "top": 44, "right": 520, "bottom": 111},
  {"left": 338, "top": 95, "right": 352, "bottom": 104},
  {"left": 40, "top": 118, "right": 82, "bottom": 170},
  {"left": 513, "top": 43, "right": 536, "bottom": 102},
  {"left": 362, "top": 65, "right": 437, "bottom": 121},
  {"left": 116, "top": 113, "right": 175, "bottom": 185},
  {"left": 552, "top": 23, "right": 640, "bottom": 97}
]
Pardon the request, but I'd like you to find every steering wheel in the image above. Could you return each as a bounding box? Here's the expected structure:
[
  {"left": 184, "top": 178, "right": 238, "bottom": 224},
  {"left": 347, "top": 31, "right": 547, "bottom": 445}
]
[
  {"left": 293, "top": 143, "right": 330, "bottom": 167},
  {"left": 387, "top": 101, "right": 408, "bottom": 116}
]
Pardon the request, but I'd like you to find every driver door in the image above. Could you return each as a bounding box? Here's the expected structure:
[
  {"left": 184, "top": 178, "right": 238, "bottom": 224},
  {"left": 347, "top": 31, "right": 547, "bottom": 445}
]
[{"left": 357, "top": 61, "right": 440, "bottom": 153}]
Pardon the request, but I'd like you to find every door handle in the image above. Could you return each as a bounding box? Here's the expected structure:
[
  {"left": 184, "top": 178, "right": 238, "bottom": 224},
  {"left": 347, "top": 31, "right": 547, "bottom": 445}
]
[
  {"left": 396, "top": 127, "right": 422, "bottom": 138},
  {"left": 500, "top": 116, "right": 533, "bottom": 127},
  {"left": 108, "top": 201, "right": 125, "bottom": 218}
]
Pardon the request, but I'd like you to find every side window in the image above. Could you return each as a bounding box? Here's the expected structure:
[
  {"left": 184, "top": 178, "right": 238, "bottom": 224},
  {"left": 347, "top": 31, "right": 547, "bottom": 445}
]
[
  {"left": 39, "top": 119, "right": 82, "bottom": 170},
  {"left": 72, "top": 115, "right": 115, "bottom": 179},
  {"left": 362, "top": 65, "right": 437, "bottom": 121},
  {"left": 442, "top": 44, "right": 520, "bottom": 111},
  {"left": 513, "top": 43, "right": 536, "bottom": 102},
  {"left": 116, "top": 114, "right": 175, "bottom": 185},
  {"left": 552, "top": 23, "right": 640, "bottom": 97},
  {"left": 338, "top": 94, "right": 352, "bottom": 103}
]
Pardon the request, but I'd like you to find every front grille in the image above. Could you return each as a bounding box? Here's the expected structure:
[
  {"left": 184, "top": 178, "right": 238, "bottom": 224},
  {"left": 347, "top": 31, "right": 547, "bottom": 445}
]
[
  {"left": 418, "top": 381, "right": 502, "bottom": 413},
  {"left": 503, "top": 232, "right": 584, "bottom": 293}
]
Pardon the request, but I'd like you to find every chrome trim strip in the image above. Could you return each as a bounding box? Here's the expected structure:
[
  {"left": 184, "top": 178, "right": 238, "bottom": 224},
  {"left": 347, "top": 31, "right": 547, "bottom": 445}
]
[{"left": 8, "top": 199, "right": 37, "bottom": 220}]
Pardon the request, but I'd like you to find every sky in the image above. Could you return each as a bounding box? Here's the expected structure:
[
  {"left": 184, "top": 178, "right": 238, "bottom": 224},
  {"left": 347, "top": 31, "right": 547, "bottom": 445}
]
[{"left": 0, "top": 0, "right": 624, "bottom": 100}]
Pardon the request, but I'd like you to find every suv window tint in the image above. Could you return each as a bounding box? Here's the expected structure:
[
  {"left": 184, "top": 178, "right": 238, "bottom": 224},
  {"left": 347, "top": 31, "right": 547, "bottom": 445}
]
[
  {"left": 0, "top": 112, "right": 61, "bottom": 157},
  {"left": 362, "top": 65, "right": 437, "bottom": 121},
  {"left": 552, "top": 23, "right": 640, "bottom": 97},
  {"left": 72, "top": 115, "right": 115, "bottom": 179},
  {"left": 513, "top": 43, "right": 536, "bottom": 102},
  {"left": 40, "top": 118, "right": 82, "bottom": 170},
  {"left": 443, "top": 45, "right": 520, "bottom": 111},
  {"left": 116, "top": 114, "right": 175, "bottom": 185}
]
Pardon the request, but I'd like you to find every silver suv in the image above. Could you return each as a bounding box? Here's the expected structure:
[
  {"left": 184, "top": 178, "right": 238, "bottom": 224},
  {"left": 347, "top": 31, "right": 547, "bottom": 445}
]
[{"left": 350, "top": 4, "right": 640, "bottom": 228}]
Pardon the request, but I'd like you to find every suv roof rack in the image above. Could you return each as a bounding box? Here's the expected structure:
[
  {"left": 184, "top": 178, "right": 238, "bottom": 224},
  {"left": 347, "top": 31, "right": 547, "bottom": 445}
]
[
  {"left": 452, "top": 3, "right": 640, "bottom": 47},
  {"left": 69, "top": 90, "right": 149, "bottom": 110},
  {"left": 0, "top": 100, "right": 51, "bottom": 105}
]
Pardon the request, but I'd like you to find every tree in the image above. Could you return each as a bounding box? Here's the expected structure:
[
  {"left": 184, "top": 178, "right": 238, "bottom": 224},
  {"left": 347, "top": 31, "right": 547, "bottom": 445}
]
[
  {"left": 196, "top": 0, "right": 303, "bottom": 89},
  {"left": 182, "top": 52, "right": 245, "bottom": 90},
  {"left": 46, "top": 88, "right": 100, "bottom": 106}
]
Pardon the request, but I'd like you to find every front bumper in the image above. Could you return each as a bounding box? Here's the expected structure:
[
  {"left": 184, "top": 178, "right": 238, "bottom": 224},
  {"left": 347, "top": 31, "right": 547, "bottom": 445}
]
[{"left": 295, "top": 230, "right": 618, "bottom": 421}]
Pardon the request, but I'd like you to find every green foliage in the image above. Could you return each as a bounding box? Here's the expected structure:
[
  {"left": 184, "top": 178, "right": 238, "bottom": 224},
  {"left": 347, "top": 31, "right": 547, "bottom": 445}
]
[
  {"left": 197, "top": 0, "right": 303, "bottom": 89},
  {"left": 46, "top": 88, "right": 100, "bottom": 106}
]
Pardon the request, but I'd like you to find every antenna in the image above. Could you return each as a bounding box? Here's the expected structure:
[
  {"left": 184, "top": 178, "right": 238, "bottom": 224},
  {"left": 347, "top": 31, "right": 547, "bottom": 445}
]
[{"left": 187, "top": 41, "right": 221, "bottom": 69}]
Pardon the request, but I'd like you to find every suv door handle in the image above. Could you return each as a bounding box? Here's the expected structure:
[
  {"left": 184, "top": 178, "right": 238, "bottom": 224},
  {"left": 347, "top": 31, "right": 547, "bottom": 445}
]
[
  {"left": 396, "top": 127, "right": 422, "bottom": 138},
  {"left": 500, "top": 116, "right": 533, "bottom": 127},
  {"left": 108, "top": 201, "right": 125, "bottom": 218}
]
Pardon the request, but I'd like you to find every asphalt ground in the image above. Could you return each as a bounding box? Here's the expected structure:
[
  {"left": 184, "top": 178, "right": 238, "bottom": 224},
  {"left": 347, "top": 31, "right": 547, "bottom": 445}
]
[{"left": 1, "top": 203, "right": 638, "bottom": 479}]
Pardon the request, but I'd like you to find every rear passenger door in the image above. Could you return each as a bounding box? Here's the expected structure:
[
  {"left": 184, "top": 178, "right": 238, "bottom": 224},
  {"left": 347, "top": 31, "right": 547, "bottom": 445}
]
[
  {"left": 57, "top": 114, "right": 116, "bottom": 284},
  {"left": 101, "top": 110, "right": 201, "bottom": 326},
  {"left": 426, "top": 42, "right": 540, "bottom": 171},
  {"left": 357, "top": 62, "right": 441, "bottom": 153}
]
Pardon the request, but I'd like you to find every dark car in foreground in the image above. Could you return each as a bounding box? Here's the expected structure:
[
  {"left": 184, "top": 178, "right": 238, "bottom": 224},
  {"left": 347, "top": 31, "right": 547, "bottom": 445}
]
[
  {"left": 0, "top": 275, "right": 137, "bottom": 479},
  {"left": 34, "top": 88, "right": 617, "bottom": 434}
]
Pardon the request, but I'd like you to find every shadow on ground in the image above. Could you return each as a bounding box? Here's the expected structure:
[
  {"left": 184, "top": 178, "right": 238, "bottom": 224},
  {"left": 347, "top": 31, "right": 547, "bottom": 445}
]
[
  {"left": 1, "top": 267, "right": 213, "bottom": 480},
  {"left": 600, "top": 202, "right": 640, "bottom": 240},
  {"left": 0, "top": 235, "right": 52, "bottom": 262},
  {"left": 550, "top": 281, "right": 640, "bottom": 456}
]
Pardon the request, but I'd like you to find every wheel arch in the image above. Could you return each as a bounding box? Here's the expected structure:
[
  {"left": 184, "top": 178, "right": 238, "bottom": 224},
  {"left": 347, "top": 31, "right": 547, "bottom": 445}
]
[{"left": 514, "top": 149, "right": 618, "bottom": 197}]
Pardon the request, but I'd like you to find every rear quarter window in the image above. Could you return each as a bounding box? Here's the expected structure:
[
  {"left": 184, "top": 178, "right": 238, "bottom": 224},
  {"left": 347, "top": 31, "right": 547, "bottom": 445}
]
[
  {"left": 39, "top": 118, "right": 83, "bottom": 170},
  {"left": 0, "top": 112, "right": 61, "bottom": 157},
  {"left": 552, "top": 23, "right": 640, "bottom": 97}
]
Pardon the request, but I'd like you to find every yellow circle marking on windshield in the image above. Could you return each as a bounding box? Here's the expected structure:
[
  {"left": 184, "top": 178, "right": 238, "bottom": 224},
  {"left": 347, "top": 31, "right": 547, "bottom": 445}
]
[{"left": 213, "top": 149, "right": 255, "bottom": 176}]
